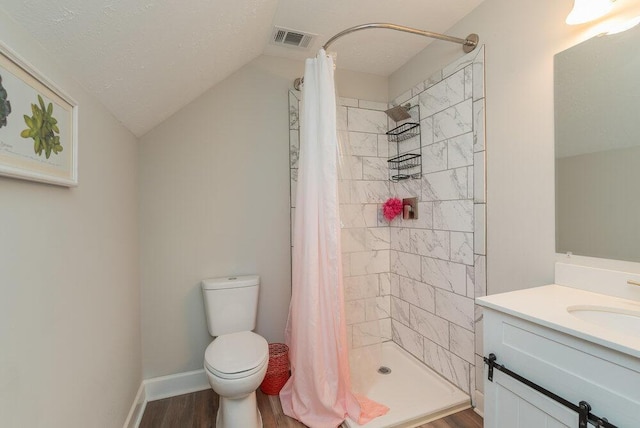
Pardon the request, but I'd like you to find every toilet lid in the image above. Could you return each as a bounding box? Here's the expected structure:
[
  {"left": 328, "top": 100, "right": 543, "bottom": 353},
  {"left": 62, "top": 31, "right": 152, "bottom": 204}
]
[{"left": 204, "top": 331, "right": 268, "bottom": 376}]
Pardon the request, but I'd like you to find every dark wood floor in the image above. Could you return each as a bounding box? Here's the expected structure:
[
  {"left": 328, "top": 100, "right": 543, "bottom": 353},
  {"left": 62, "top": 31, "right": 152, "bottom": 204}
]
[{"left": 139, "top": 389, "right": 483, "bottom": 428}]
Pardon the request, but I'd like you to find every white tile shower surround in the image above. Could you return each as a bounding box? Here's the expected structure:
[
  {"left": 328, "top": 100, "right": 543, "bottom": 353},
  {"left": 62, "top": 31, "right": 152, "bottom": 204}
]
[
  {"left": 345, "top": 341, "right": 470, "bottom": 428},
  {"left": 386, "top": 48, "right": 485, "bottom": 403},
  {"left": 288, "top": 45, "right": 486, "bottom": 414}
]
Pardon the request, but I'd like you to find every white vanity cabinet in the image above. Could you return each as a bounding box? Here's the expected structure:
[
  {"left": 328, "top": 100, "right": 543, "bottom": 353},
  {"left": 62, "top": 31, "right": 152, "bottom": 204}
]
[{"left": 479, "top": 286, "right": 640, "bottom": 428}]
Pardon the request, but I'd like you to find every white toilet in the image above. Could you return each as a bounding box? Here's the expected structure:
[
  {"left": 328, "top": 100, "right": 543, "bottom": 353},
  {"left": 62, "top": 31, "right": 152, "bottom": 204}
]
[{"left": 201, "top": 275, "right": 269, "bottom": 428}]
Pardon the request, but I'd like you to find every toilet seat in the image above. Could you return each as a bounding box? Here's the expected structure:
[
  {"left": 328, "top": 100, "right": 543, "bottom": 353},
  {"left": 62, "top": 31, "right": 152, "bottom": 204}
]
[{"left": 205, "top": 331, "right": 268, "bottom": 380}]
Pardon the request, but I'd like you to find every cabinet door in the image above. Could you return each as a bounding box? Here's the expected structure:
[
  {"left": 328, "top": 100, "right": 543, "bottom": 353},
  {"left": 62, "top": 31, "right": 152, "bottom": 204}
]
[
  {"left": 485, "top": 367, "right": 577, "bottom": 428},
  {"left": 483, "top": 308, "right": 640, "bottom": 427}
]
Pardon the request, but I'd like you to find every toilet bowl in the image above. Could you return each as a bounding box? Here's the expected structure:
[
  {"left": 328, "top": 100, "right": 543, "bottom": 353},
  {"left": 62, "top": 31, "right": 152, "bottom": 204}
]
[{"left": 204, "top": 331, "right": 269, "bottom": 428}]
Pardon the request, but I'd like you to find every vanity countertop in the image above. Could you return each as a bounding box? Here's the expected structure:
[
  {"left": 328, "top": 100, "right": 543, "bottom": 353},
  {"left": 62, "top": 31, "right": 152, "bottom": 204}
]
[{"left": 477, "top": 284, "right": 640, "bottom": 359}]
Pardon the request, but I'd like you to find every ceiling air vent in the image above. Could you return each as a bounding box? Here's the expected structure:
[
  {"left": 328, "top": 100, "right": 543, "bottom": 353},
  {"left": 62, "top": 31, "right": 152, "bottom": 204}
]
[{"left": 270, "top": 26, "right": 316, "bottom": 49}]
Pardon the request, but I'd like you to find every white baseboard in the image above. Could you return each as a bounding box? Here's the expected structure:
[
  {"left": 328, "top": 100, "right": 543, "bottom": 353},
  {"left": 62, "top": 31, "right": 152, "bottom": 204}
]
[
  {"left": 144, "top": 368, "right": 210, "bottom": 401},
  {"left": 123, "top": 369, "right": 211, "bottom": 428},
  {"left": 473, "top": 390, "right": 485, "bottom": 418},
  {"left": 123, "top": 383, "right": 146, "bottom": 428}
]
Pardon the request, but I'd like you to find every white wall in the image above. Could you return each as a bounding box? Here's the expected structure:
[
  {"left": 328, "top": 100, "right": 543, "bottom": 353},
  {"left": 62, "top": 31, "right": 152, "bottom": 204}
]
[
  {"left": 139, "top": 54, "right": 387, "bottom": 378},
  {"left": 390, "top": 0, "right": 599, "bottom": 295},
  {"left": 335, "top": 68, "right": 389, "bottom": 102},
  {"left": 0, "top": 8, "right": 141, "bottom": 428},
  {"left": 252, "top": 54, "right": 389, "bottom": 102}
]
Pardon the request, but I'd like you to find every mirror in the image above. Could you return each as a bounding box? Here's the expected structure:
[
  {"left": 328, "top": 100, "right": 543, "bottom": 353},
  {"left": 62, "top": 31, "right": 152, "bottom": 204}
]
[{"left": 555, "top": 24, "right": 640, "bottom": 263}]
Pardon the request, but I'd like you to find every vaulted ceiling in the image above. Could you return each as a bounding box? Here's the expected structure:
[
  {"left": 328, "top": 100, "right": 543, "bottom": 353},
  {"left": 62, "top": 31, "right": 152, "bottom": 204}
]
[{"left": 0, "top": 0, "right": 483, "bottom": 137}]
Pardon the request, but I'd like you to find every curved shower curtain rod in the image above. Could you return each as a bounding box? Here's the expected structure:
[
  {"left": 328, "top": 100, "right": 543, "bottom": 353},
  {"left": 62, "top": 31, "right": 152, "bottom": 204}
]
[{"left": 292, "top": 23, "right": 479, "bottom": 91}]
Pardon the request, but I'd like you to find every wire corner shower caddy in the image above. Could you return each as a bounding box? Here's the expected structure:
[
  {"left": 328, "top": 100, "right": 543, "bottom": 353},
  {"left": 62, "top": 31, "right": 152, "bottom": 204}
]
[{"left": 386, "top": 121, "right": 422, "bottom": 182}]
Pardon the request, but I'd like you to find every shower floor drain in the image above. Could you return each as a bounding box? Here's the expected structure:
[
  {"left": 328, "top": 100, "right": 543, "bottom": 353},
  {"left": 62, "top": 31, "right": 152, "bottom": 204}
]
[{"left": 377, "top": 366, "right": 391, "bottom": 375}]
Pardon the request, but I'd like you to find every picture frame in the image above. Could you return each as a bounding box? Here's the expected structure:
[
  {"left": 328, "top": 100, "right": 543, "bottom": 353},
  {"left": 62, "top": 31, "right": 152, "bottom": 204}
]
[{"left": 0, "top": 42, "right": 78, "bottom": 187}]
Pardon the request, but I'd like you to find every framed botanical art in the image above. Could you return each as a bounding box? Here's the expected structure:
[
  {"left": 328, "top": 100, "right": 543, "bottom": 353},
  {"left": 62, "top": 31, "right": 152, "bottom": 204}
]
[{"left": 0, "top": 42, "right": 78, "bottom": 187}]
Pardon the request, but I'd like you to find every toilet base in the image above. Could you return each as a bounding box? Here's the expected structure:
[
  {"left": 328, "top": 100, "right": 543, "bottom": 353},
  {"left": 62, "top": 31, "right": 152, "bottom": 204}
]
[{"left": 216, "top": 390, "right": 263, "bottom": 428}]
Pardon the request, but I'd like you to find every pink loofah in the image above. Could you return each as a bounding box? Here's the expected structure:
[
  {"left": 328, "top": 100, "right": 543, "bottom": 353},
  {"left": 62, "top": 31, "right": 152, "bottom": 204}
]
[{"left": 382, "top": 198, "right": 403, "bottom": 221}]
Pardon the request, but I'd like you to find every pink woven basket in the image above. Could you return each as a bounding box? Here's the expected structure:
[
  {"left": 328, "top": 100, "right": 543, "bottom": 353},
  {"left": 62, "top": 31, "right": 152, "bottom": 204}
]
[{"left": 260, "top": 343, "right": 290, "bottom": 395}]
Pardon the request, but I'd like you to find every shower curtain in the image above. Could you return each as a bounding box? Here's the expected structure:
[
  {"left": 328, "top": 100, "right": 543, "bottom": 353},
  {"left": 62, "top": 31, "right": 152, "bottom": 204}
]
[{"left": 279, "top": 50, "right": 388, "bottom": 427}]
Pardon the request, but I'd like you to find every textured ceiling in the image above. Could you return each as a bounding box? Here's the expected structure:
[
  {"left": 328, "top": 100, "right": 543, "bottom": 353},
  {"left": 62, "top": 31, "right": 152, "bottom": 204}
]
[{"left": 0, "top": 0, "right": 483, "bottom": 137}]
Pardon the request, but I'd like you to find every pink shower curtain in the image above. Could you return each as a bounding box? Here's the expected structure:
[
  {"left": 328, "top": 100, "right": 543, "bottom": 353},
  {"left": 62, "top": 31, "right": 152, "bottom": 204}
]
[{"left": 279, "top": 50, "right": 388, "bottom": 428}]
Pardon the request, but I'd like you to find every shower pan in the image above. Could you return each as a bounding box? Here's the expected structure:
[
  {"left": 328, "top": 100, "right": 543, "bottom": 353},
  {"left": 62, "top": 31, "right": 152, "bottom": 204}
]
[{"left": 345, "top": 342, "right": 469, "bottom": 428}]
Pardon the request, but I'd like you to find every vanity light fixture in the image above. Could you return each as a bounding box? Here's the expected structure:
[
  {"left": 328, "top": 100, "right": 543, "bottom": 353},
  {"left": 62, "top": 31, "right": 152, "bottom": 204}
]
[{"left": 566, "top": 0, "right": 614, "bottom": 25}]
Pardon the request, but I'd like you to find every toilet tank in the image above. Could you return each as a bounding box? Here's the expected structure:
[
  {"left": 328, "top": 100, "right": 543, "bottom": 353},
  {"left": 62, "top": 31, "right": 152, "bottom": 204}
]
[{"left": 201, "top": 275, "right": 260, "bottom": 336}]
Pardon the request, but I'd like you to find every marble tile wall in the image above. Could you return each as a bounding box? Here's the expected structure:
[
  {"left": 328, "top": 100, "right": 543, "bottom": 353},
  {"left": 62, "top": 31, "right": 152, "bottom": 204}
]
[
  {"left": 288, "top": 91, "right": 392, "bottom": 351},
  {"left": 387, "top": 47, "right": 486, "bottom": 401},
  {"left": 338, "top": 97, "right": 392, "bottom": 349},
  {"left": 287, "top": 46, "right": 486, "bottom": 403}
]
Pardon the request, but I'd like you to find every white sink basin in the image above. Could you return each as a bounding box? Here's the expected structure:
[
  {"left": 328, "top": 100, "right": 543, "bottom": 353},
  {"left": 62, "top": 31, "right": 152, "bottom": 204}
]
[{"left": 567, "top": 305, "right": 640, "bottom": 337}]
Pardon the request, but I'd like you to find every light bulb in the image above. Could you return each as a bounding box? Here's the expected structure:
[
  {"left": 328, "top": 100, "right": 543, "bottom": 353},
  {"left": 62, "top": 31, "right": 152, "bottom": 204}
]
[{"left": 566, "top": 0, "right": 614, "bottom": 25}]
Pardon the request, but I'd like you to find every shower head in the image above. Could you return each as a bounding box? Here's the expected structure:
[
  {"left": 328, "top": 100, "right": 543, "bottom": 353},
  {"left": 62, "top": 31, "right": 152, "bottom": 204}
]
[{"left": 384, "top": 104, "right": 412, "bottom": 122}]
